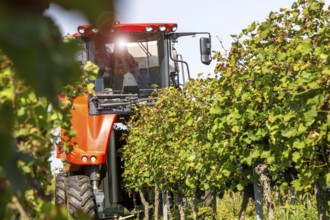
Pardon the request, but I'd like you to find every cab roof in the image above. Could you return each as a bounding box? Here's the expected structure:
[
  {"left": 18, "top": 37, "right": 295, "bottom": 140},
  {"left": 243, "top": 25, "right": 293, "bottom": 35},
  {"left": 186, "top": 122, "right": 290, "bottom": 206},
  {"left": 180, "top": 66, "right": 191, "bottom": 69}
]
[{"left": 73, "top": 23, "right": 178, "bottom": 37}]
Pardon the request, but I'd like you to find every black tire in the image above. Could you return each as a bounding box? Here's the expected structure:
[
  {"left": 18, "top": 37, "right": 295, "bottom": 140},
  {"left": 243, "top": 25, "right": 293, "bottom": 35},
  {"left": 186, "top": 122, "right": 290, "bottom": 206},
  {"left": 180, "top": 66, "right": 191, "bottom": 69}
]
[
  {"left": 66, "top": 175, "right": 96, "bottom": 218},
  {"left": 55, "top": 172, "right": 67, "bottom": 205}
]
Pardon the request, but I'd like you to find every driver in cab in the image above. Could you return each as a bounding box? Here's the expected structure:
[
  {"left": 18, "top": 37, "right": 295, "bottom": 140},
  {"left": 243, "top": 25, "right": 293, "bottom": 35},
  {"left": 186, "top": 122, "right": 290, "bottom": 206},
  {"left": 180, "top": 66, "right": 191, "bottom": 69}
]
[{"left": 105, "top": 44, "right": 139, "bottom": 91}]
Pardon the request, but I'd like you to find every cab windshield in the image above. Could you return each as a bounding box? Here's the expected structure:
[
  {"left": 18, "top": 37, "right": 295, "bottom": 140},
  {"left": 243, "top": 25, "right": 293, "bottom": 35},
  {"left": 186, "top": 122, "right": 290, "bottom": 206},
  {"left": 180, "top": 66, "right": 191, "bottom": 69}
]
[{"left": 94, "top": 34, "right": 163, "bottom": 97}]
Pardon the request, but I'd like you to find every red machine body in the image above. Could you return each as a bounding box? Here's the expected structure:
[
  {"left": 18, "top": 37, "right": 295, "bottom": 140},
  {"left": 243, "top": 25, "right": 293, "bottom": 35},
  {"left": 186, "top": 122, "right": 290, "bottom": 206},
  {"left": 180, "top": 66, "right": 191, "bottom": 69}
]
[
  {"left": 57, "top": 22, "right": 180, "bottom": 167},
  {"left": 56, "top": 94, "right": 117, "bottom": 165}
]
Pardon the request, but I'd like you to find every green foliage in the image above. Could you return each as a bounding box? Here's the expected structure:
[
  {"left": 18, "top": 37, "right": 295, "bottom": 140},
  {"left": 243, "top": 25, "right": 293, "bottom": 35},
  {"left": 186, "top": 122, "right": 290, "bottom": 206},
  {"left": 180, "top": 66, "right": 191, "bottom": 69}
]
[
  {"left": 216, "top": 191, "right": 318, "bottom": 220},
  {"left": 0, "top": 50, "right": 61, "bottom": 218},
  {"left": 0, "top": 0, "right": 114, "bottom": 219},
  {"left": 122, "top": 0, "right": 329, "bottom": 218},
  {"left": 122, "top": 79, "right": 215, "bottom": 197},
  {"left": 0, "top": 34, "right": 102, "bottom": 220},
  {"left": 0, "top": 7, "right": 80, "bottom": 101},
  {"left": 211, "top": 0, "right": 329, "bottom": 192}
]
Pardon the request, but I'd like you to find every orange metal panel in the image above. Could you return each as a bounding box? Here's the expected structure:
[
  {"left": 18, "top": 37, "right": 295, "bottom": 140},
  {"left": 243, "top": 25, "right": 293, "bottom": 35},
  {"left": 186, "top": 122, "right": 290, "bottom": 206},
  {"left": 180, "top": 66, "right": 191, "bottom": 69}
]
[{"left": 57, "top": 94, "right": 117, "bottom": 165}]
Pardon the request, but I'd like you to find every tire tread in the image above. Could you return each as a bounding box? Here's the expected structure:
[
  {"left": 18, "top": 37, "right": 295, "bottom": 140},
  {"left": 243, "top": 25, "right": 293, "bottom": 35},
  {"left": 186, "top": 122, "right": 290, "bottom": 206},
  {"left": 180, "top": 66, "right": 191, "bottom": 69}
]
[
  {"left": 55, "top": 173, "right": 67, "bottom": 205},
  {"left": 66, "top": 175, "right": 95, "bottom": 218}
]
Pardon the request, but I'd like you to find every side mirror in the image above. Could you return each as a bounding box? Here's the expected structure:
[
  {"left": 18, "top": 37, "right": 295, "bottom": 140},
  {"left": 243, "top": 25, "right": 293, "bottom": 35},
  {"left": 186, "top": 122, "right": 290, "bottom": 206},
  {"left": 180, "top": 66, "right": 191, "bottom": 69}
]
[{"left": 200, "top": 37, "right": 212, "bottom": 65}]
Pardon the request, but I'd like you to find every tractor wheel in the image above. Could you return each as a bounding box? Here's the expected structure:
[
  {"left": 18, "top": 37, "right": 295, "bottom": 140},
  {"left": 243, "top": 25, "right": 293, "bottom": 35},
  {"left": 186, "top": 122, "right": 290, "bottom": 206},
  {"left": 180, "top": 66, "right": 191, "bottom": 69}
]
[
  {"left": 55, "top": 172, "right": 67, "bottom": 205},
  {"left": 66, "top": 175, "right": 96, "bottom": 218}
]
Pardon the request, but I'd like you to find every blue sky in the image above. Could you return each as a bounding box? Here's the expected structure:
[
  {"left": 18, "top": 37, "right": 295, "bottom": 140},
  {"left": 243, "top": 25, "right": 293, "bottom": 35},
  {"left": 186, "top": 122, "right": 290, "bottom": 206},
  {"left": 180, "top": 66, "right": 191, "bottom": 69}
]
[{"left": 45, "top": 0, "right": 323, "bottom": 77}]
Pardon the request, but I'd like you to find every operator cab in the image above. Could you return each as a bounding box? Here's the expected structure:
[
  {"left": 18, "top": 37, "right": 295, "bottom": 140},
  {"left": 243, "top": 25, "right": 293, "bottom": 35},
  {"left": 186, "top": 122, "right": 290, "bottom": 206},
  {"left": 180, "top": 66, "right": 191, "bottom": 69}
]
[
  {"left": 74, "top": 23, "right": 212, "bottom": 115},
  {"left": 100, "top": 33, "right": 164, "bottom": 97}
]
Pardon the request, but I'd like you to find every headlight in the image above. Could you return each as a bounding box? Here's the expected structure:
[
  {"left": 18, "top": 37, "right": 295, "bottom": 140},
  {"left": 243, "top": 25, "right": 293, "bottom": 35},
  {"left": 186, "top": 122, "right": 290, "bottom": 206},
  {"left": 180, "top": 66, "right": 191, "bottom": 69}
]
[
  {"left": 81, "top": 156, "right": 88, "bottom": 163},
  {"left": 171, "top": 25, "right": 178, "bottom": 32},
  {"left": 145, "top": 26, "right": 154, "bottom": 32},
  {"left": 78, "top": 28, "right": 85, "bottom": 34},
  {"left": 159, "top": 25, "right": 166, "bottom": 32},
  {"left": 91, "top": 156, "right": 97, "bottom": 163}
]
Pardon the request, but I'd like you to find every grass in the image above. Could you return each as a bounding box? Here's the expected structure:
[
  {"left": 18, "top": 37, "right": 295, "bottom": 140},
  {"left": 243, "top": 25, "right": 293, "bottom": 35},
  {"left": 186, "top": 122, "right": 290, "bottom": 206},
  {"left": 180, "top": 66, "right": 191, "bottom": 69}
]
[{"left": 214, "top": 191, "right": 318, "bottom": 220}]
